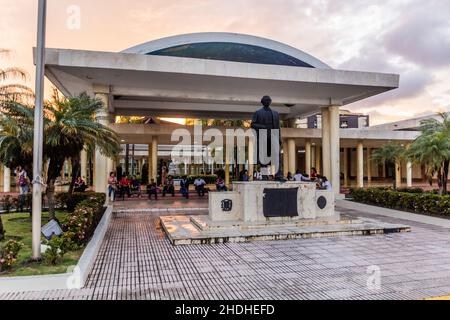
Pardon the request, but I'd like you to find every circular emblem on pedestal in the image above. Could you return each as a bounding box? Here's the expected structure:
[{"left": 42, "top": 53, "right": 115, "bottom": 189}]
[{"left": 317, "top": 196, "right": 327, "bottom": 210}]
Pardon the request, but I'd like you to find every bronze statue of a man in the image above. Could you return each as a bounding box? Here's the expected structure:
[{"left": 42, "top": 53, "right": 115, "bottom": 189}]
[{"left": 251, "top": 95, "right": 284, "bottom": 180}]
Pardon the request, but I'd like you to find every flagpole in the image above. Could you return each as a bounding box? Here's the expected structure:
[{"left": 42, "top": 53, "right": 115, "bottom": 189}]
[{"left": 32, "top": 0, "right": 47, "bottom": 260}]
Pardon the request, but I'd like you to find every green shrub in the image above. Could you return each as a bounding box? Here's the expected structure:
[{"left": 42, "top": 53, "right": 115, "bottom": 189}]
[
  {"left": 349, "top": 188, "right": 450, "bottom": 216},
  {"left": 1, "top": 195, "right": 14, "bottom": 213},
  {"left": 42, "top": 233, "right": 79, "bottom": 265},
  {"left": 56, "top": 192, "right": 106, "bottom": 212},
  {"left": 62, "top": 197, "right": 105, "bottom": 245},
  {"left": 0, "top": 240, "right": 23, "bottom": 272}
]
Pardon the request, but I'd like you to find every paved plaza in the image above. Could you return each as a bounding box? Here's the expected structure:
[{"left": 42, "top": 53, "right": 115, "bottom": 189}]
[{"left": 2, "top": 201, "right": 450, "bottom": 300}]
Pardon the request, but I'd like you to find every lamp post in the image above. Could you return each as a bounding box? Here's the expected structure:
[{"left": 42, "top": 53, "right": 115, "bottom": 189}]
[{"left": 32, "top": 0, "right": 47, "bottom": 259}]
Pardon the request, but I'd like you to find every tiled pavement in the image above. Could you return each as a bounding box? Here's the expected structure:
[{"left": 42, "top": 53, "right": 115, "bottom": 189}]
[{"left": 2, "top": 204, "right": 450, "bottom": 300}]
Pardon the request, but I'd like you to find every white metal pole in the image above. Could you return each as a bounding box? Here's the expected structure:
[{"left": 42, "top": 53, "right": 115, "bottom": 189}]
[{"left": 32, "top": 0, "right": 47, "bottom": 260}]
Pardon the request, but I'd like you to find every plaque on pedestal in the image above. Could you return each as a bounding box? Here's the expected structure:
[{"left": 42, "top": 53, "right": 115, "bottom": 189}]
[{"left": 263, "top": 187, "right": 299, "bottom": 217}]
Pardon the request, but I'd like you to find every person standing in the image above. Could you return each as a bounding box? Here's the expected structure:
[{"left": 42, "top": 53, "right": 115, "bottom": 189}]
[
  {"left": 17, "top": 167, "right": 29, "bottom": 212},
  {"left": 108, "top": 172, "right": 117, "bottom": 202}
]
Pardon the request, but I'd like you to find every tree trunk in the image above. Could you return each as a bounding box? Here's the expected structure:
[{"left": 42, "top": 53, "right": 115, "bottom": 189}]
[
  {"left": 0, "top": 216, "right": 5, "bottom": 241},
  {"left": 68, "top": 154, "right": 81, "bottom": 194},
  {"left": 46, "top": 158, "right": 64, "bottom": 220}
]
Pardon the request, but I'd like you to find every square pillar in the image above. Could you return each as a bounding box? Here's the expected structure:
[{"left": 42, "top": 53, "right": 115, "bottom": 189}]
[
  {"left": 406, "top": 161, "right": 413, "bottom": 188},
  {"left": 148, "top": 136, "right": 158, "bottom": 183},
  {"left": 3, "top": 166, "right": 11, "bottom": 193},
  {"left": 282, "top": 139, "right": 289, "bottom": 177},
  {"left": 288, "top": 138, "right": 296, "bottom": 175},
  {"left": 94, "top": 91, "right": 111, "bottom": 194},
  {"left": 343, "top": 148, "right": 349, "bottom": 187},
  {"left": 321, "top": 108, "right": 331, "bottom": 179},
  {"left": 367, "top": 148, "right": 372, "bottom": 186},
  {"left": 315, "top": 145, "right": 321, "bottom": 174},
  {"left": 80, "top": 149, "right": 88, "bottom": 179},
  {"left": 305, "top": 139, "right": 312, "bottom": 176},
  {"left": 357, "top": 141, "right": 364, "bottom": 188},
  {"left": 248, "top": 137, "right": 255, "bottom": 180},
  {"left": 328, "top": 106, "right": 340, "bottom": 195},
  {"left": 395, "top": 161, "right": 402, "bottom": 189}
]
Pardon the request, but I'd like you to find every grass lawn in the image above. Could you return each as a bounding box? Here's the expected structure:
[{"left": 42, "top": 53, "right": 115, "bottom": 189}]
[{"left": 0, "top": 211, "right": 83, "bottom": 277}]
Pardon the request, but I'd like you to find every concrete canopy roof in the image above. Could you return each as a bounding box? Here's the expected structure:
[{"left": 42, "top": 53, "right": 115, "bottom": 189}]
[{"left": 42, "top": 33, "right": 400, "bottom": 120}]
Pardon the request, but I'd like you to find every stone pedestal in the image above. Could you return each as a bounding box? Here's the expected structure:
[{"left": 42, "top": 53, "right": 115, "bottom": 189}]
[
  {"left": 161, "top": 181, "right": 411, "bottom": 245},
  {"left": 209, "top": 181, "right": 335, "bottom": 224}
]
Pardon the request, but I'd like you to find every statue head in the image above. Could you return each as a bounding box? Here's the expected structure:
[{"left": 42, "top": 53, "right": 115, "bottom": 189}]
[{"left": 261, "top": 95, "right": 272, "bottom": 108}]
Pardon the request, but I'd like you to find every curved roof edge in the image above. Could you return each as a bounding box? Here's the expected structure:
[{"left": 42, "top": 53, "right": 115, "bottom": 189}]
[{"left": 122, "top": 32, "right": 331, "bottom": 69}]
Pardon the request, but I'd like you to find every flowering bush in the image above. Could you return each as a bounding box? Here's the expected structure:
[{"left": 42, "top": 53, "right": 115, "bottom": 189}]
[
  {"left": 0, "top": 240, "right": 23, "bottom": 272},
  {"left": 42, "top": 232, "right": 79, "bottom": 265},
  {"left": 62, "top": 196, "right": 105, "bottom": 245},
  {"left": 349, "top": 188, "right": 450, "bottom": 216}
]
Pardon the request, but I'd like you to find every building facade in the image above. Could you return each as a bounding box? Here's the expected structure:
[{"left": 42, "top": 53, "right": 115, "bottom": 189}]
[{"left": 1, "top": 32, "right": 437, "bottom": 195}]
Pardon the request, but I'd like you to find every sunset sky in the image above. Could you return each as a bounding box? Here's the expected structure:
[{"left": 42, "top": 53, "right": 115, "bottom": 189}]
[{"left": 1, "top": 0, "right": 449, "bottom": 125}]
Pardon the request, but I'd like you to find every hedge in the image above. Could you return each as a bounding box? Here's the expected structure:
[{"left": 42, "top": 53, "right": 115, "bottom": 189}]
[
  {"left": 349, "top": 187, "right": 450, "bottom": 216},
  {"left": 62, "top": 194, "right": 106, "bottom": 245},
  {"left": 56, "top": 192, "right": 106, "bottom": 212}
]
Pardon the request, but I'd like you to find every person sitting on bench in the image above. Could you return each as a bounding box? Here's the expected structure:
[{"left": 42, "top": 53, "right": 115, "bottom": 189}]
[
  {"left": 147, "top": 179, "right": 158, "bottom": 200},
  {"left": 216, "top": 177, "right": 227, "bottom": 191},
  {"left": 130, "top": 175, "right": 141, "bottom": 197},
  {"left": 180, "top": 176, "right": 189, "bottom": 199},
  {"left": 194, "top": 177, "right": 206, "bottom": 197},
  {"left": 74, "top": 176, "right": 87, "bottom": 192},
  {"left": 163, "top": 175, "right": 175, "bottom": 197},
  {"left": 119, "top": 175, "right": 132, "bottom": 198}
]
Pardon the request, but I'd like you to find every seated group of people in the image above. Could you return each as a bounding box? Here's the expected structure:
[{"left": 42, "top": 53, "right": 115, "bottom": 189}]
[
  {"left": 146, "top": 176, "right": 209, "bottom": 200},
  {"left": 286, "top": 167, "right": 332, "bottom": 191},
  {"left": 74, "top": 177, "right": 87, "bottom": 192}
]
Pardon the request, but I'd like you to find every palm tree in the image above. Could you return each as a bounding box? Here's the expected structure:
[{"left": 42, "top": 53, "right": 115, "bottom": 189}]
[
  {"left": 1, "top": 91, "right": 121, "bottom": 220},
  {"left": 0, "top": 50, "right": 34, "bottom": 104},
  {"left": 44, "top": 91, "right": 121, "bottom": 219},
  {"left": 0, "top": 50, "right": 34, "bottom": 239},
  {"left": 372, "top": 143, "right": 405, "bottom": 189},
  {"left": 407, "top": 113, "right": 450, "bottom": 195}
]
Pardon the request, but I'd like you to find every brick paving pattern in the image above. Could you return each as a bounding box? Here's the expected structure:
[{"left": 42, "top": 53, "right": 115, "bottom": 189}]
[{"left": 2, "top": 205, "right": 450, "bottom": 300}]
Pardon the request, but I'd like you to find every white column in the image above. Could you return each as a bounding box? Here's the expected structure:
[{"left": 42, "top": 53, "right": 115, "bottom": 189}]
[
  {"left": 395, "top": 161, "right": 402, "bottom": 189},
  {"left": 80, "top": 149, "right": 87, "bottom": 179},
  {"left": 343, "top": 148, "right": 349, "bottom": 187},
  {"left": 288, "top": 138, "right": 296, "bottom": 174},
  {"left": 248, "top": 137, "right": 255, "bottom": 180},
  {"left": 315, "top": 145, "right": 321, "bottom": 174},
  {"left": 357, "top": 141, "right": 364, "bottom": 188},
  {"left": 329, "top": 106, "right": 340, "bottom": 195},
  {"left": 367, "top": 148, "right": 372, "bottom": 186},
  {"left": 311, "top": 145, "right": 316, "bottom": 170},
  {"left": 3, "top": 166, "right": 11, "bottom": 193},
  {"left": 148, "top": 136, "right": 158, "bottom": 182},
  {"left": 321, "top": 108, "right": 331, "bottom": 179},
  {"left": 305, "top": 139, "right": 311, "bottom": 176},
  {"left": 406, "top": 161, "right": 413, "bottom": 188},
  {"left": 94, "top": 91, "right": 110, "bottom": 194},
  {"left": 283, "top": 139, "right": 289, "bottom": 177},
  {"left": 152, "top": 136, "right": 158, "bottom": 182}
]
